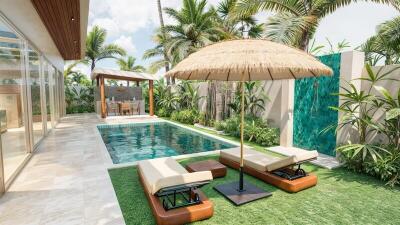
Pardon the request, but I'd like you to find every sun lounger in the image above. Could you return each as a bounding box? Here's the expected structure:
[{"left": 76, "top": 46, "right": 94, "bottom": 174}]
[
  {"left": 219, "top": 148, "right": 318, "bottom": 193},
  {"left": 137, "top": 157, "right": 214, "bottom": 225}
]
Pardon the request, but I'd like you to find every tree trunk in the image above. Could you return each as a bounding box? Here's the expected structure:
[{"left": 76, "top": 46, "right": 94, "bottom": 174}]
[
  {"left": 91, "top": 60, "right": 96, "bottom": 85},
  {"left": 385, "top": 54, "right": 393, "bottom": 65},
  {"left": 91, "top": 60, "right": 96, "bottom": 71},
  {"left": 299, "top": 30, "right": 310, "bottom": 52},
  {"left": 157, "top": 0, "right": 173, "bottom": 85}
]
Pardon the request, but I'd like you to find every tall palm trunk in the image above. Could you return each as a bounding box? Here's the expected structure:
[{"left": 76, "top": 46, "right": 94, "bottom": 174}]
[
  {"left": 299, "top": 30, "right": 310, "bottom": 52},
  {"left": 91, "top": 60, "right": 96, "bottom": 71},
  {"left": 91, "top": 60, "right": 96, "bottom": 85},
  {"left": 157, "top": 0, "right": 173, "bottom": 85}
]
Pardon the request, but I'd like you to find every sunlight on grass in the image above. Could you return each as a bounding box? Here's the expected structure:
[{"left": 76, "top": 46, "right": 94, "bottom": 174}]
[{"left": 109, "top": 155, "right": 400, "bottom": 225}]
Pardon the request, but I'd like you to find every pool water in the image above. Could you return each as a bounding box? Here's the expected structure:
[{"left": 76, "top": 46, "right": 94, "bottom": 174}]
[{"left": 98, "top": 122, "right": 236, "bottom": 164}]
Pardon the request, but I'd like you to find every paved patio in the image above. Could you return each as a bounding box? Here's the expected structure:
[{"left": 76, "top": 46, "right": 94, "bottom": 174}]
[{"left": 0, "top": 114, "right": 125, "bottom": 225}]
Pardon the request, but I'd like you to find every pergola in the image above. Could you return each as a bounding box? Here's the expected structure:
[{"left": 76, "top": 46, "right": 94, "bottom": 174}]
[{"left": 91, "top": 68, "right": 156, "bottom": 118}]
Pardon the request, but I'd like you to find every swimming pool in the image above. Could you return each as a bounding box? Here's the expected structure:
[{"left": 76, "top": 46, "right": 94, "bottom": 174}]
[{"left": 98, "top": 122, "right": 237, "bottom": 164}]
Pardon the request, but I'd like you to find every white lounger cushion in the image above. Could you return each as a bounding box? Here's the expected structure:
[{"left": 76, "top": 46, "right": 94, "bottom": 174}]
[
  {"left": 138, "top": 157, "right": 213, "bottom": 195},
  {"left": 220, "top": 148, "right": 318, "bottom": 172}
]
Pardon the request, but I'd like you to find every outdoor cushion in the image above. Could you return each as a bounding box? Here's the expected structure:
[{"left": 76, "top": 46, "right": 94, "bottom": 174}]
[
  {"left": 220, "top": 147, "right": 318, "bottom": 172},
  {"left": 292, "top": 149, "right": 318, "bottom": 162},
  {"left": 138, "top": 157, "right": 213, "bottom": 195},
  {"left": 220, "top": 148, "right": 280, "bottom": 171}
]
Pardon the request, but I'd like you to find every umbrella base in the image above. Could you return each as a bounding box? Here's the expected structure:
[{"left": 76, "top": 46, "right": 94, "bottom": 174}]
[{"left": 214, "top": 181, "right": 272, "bottom": 206}]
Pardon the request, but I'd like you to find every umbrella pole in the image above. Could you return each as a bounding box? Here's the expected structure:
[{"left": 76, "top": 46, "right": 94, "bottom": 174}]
[{"left": 239, "top": 81, "right": 245, "bottom": 191}]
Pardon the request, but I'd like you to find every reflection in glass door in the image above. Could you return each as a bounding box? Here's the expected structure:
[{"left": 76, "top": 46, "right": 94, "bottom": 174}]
[
  {"left": 0, "top": 19, "right": 29, "bottom": 182},
  {"left": 49, "top": 65, "right": 56, "bottom": 128},
  {"left": 43, "top": 61, "right": 52, "bottom": 131},
  {"left": 28, "top": 47, "right": 43, "bottom": 145}
]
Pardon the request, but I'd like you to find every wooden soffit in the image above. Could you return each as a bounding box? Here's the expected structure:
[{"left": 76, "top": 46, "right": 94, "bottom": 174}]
[{"left": 31, "top": 0, "right": 81, "bottom": 60}]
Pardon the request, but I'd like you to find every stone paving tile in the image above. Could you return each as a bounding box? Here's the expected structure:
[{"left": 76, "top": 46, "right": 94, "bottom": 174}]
[{"left": 0, "top": 114, "right": 125, "bottom": 225}]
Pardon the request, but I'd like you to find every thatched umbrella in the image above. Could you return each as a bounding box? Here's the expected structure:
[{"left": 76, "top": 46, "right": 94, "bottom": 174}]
[{"left": 166, "top": 39, "right": 333, "bottom": 205}]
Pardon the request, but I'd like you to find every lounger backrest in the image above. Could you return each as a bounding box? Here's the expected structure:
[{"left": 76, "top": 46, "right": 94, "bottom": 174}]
[{"left": 154, "top": 171, "right": 213, "bottom": 195}]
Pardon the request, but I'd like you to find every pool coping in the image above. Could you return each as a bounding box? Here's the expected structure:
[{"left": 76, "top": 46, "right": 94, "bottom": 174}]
[{"left": 95, "top": 118, "right": 250, "bottom": 170}]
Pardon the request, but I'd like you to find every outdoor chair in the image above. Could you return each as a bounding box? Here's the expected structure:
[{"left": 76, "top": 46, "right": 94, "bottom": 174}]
[
  {"left": 106, "top": 102, "right": 119, "bottom": 116},
  {"left": 138, "top": 157, "right": 214, "bottom": 225},
  {"left": 131, "top": 102, "right": 140, "bottom": 115},
  {"left": 219, "top": 148, "right": 318, "bottom": 193},
  {"left": 120, "top": 102, "right": 132, "bottom": 115}
]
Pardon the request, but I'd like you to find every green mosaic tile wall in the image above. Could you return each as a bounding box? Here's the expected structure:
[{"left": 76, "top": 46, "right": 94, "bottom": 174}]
[{"left": 293, "top": 53, "right": 340, "bottom": 156}]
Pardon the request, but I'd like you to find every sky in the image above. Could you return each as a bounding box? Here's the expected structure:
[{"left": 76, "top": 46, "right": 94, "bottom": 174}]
[{"left": 73, "top": 0, "right": 399, "bottom": 76}]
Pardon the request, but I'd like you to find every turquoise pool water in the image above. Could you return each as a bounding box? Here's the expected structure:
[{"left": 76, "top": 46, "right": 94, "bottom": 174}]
[{"left": 98, "top": 122, "right": 236, "bottom": 164}]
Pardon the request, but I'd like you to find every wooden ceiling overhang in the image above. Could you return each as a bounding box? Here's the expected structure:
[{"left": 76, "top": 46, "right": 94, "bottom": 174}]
[{"left": 31, "top": 0, "right": 81, "bottom": 60}]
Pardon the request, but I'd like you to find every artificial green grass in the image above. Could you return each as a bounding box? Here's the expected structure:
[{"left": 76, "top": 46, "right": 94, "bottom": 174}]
[
  {"left": 109, "top": 154, "right": 400, "bottom": 225},
  {"left": 108, "top": 120, "right": 400, "bottom": 224}
]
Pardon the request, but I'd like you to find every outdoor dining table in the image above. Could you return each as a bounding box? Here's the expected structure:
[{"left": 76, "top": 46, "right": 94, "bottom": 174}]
[{"left": 116, "top": 101, "right": 140, "bottom": 115}]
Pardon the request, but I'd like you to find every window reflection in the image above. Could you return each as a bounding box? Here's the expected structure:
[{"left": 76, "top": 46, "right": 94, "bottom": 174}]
[
  {"left": 28, "top": 47, "right": 43, "bottom": 145},
  {"left": 0, "top": 20, "right": 29, "bottom": 182},
  {"left": 43, "top": 61, "right": 52, "bottom": 130}
]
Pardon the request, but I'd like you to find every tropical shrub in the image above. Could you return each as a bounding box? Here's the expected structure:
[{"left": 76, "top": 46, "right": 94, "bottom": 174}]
[
  {"left": 177, "top": 81, "right": 204, "bottom": 111},
  {"left": 223, "top": 116, "right": 241, "bottom": 137},
  {"left": 330, "top": 64, "right": 400, "bottom": 186},
  {"left": 170, "top": 111, "right": 179, "bottom": 121},
  {"left": 64, "top": 64, "right": 95, "bottom": 114},
  {"left": 156, "top": 108, "right": 170, "bottom": 117},
  {"left": 214, "top": 121, "right": 226, "bottom": 131},
  {"left": 229, "top": 81, "right": 268, "bottom": 117},
  {"left": 219, "top": 115, "right": 279, "bottom": 147},
  {"left": 364, "top": 150, "right": 400, "bottom": 186},
  {"left": 198, "top": 112, "right": 215, "bottom": 127},
  {"left": 171, "top": 110, "right": 199, "bottom": 125},
  {"left": 65, "top": 85, "right": 94, "bottom": 114}
]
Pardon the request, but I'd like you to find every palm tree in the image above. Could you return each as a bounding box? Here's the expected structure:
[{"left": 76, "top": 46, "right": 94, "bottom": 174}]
[
  {"left": 85, "top": 25, "right": 126, "bottom": 71},
  {"left": 63, "top": 61, "right": 81, "bottom": 78},
  {"left": 163, "top": 0, "right": 223, "bottom": 62},
  {"left": 143, "top": 31, "right": 178, "bottom": 73},
  {"left": 216, "top": 0, "right": 264, "bottom": 38},
  {"left": 234, "top": 0, "right": 400, "bottom": 51},
  {"left": 117, "top": 56, "right": 145, "bottom": 72},
  {"left": 359, "top": 16, "right": 400, "bottom": 65},
  {"left": 156, "top": 0, "right": 173, "bottom": 85}
]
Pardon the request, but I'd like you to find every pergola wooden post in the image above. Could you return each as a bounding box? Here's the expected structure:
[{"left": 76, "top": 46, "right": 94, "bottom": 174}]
[
  {"left": 99, "top": 75, "right": 106, "bottom": 118},
  {"left": 149, "top": 80, "right": 154, "bottom": 116}
]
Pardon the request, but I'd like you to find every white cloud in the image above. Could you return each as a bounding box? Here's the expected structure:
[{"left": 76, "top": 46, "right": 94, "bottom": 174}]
[
  {"left": 114, "top": 35, "right": 136, "bottom": 54},
  {"left": 88, "top": 0, "right": 225, "bottom": 36},
  {"left": 89, "top": 0, "right": 158, "bottom": 37},
  {"left": 89, "top": 18, "right": 120, "bottom": 39}
]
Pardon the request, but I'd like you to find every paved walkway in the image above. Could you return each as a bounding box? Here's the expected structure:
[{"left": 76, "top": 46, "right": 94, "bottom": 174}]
[{"left": 0, "top": 114, "right": 125, "bottom": 225}]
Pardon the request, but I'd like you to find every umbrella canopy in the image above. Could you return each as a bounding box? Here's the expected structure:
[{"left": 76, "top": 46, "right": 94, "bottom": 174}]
[
  {"left": 165, "top": 39, "right": 333, "bottom": 204},
  {"left": 166, "top": 39, "right": 333, "bottom": 81}
]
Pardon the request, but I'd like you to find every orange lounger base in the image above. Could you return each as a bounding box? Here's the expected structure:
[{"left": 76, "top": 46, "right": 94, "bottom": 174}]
[
  {"left": 220, "top": 156, "right": 317, "bottom": 193},
  {"left": 138, "top": 169, "right": 214, "bottom": 225}
]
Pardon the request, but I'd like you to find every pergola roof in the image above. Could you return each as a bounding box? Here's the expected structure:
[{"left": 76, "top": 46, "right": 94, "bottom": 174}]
[{"left": 91, "top": 68, "right": 156, "bottom": 82}]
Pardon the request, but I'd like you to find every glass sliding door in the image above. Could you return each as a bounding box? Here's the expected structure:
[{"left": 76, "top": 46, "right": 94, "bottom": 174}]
[
  {"left": 27, "top": 47, "right": 43, "bottom": 145},
  {"left": 49, "top": 65, "right": 56, "bottom": 127},
  {"left": 0, "top": 18, "right": 29, "bottom": 182},
  {"left": 43, "top": 61, "right": 52, "bottom": 131},
  {"left": 58, "top": 70, "right": 64, "bottom": 118},
  {"left": 54, "top": 68, "right": 59, "bottom": 121}
]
